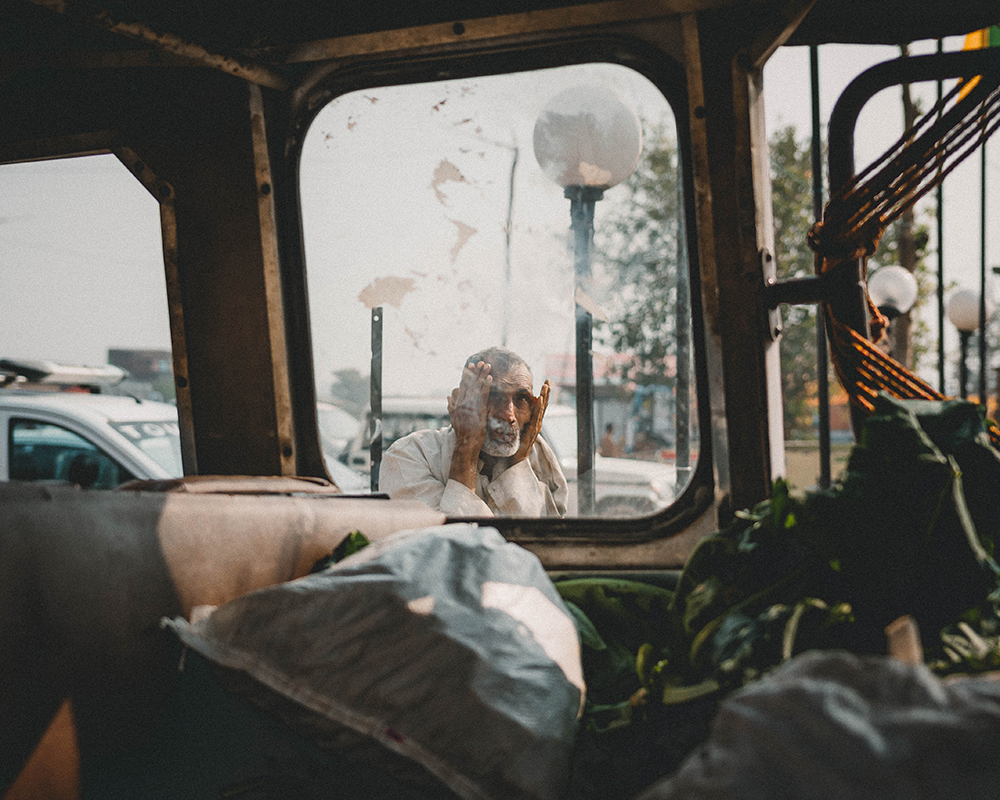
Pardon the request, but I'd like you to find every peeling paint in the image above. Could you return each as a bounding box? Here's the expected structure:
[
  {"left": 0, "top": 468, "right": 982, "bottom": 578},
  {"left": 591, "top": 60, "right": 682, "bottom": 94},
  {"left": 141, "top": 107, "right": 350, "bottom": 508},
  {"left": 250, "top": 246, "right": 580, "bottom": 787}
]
[
  {"left": 430, "top": 159, "right": 466, "bottom": 204},
  {"left": 358, "top": 276, "right": 416, "bottom": 309},
  {"left": 449, "top": 219, "right": 477, "bottom": 263}
]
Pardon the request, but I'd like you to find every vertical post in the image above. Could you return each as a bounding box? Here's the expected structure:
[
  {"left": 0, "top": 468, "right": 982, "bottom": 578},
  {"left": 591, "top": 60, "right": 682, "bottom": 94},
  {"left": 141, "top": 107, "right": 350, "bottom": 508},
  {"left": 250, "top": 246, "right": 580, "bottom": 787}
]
[
  {"left": 810, "top": 45, "right": 831, "bottom": 489},
  {"left": 979, "top": 138, "right": 988, "bottom": 402},
  {"left": 502, "top": 146, "right": 518, "bottom": 347},
  {"left": 675, "top": 160, "right": 692, "bottom": 492},
  {"left": 936, "top": 38, "right": 947, "bottom": 394},
  {"left": 566, "top": 185, "right": 602, "bottom": 515},
  {"left": 370, "top": 306, "right": 383, "bottom": 492},
  {"left": 960, "top": 329, "right": 972, "bottom": 400}
]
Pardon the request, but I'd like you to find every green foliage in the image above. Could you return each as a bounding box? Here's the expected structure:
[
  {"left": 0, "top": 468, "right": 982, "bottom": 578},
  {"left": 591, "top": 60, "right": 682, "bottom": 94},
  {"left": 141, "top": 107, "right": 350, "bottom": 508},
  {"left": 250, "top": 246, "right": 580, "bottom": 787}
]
[
  {"left": 593, "top": 122, "right": 683, "bottom": 386},
  {"left": 309, "top": 530, "right": 371, "bottom": 573},
  {"left": 770, "top": 125, "right": 827, "bottom": 437}
]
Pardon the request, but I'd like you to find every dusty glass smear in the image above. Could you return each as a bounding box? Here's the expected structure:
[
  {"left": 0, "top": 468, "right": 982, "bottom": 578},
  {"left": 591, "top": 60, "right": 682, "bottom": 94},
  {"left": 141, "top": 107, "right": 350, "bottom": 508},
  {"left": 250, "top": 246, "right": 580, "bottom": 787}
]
[{"left": 301, "top": 62, "right": 699, "bottom": 518}]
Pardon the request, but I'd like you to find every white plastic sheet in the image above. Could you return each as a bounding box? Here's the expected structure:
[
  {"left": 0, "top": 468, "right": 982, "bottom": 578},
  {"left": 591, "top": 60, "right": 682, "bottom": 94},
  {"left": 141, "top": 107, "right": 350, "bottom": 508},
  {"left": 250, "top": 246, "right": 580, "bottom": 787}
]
[
  {"left": 164, "top": 523, "right": 584, "bottom": 800},
  {"left": 639, "top": 650, "right": 1000, "bottom": 800}
]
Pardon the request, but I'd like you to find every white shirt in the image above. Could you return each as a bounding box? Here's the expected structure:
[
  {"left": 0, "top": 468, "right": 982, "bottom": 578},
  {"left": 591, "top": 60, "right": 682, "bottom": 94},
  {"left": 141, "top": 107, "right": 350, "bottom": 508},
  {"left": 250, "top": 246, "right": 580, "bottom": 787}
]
[{"left": 379, "top": 426, "right": 568, "bottom": 517}]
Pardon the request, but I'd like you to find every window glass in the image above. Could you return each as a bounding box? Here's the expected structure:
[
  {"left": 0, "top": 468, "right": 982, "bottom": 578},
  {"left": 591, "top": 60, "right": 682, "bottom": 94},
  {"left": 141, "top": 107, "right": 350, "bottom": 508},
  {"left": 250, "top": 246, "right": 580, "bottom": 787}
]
[
  {"left": 10, "top": 418, "right": 135, "bottom": 488},
  {"left": 301, "top": 62, "right": 698, "bottom": 518},
  {"left": 110, "top": 420, "right": 183, "bottom": 476},
  {"left": 0, "top": 155, "right": 174, "bottom": 403}
]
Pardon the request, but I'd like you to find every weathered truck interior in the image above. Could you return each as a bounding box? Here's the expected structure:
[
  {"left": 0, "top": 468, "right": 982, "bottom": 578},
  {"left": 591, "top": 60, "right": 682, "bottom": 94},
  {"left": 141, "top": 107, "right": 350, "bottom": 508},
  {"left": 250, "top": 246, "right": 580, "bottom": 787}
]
[{"left": 3, "top": 1, "right": 1000, "bottom": 798}]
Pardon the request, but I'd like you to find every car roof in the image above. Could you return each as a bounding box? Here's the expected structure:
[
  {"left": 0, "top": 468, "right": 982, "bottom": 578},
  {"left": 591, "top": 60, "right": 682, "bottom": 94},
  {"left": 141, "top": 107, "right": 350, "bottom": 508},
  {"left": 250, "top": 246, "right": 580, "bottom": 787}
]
[
  {"left": 376, "top": 396, "right": 450, "bottom": 415},
  {"left": 0, "top": 391, "right": 179, "bottom": 425}
]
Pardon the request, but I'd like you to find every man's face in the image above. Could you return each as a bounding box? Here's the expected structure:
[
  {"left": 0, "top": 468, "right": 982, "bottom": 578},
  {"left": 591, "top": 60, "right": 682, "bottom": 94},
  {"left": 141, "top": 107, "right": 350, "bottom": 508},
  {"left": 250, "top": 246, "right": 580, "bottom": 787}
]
[{"left": 481, "top": 360, "right": 533, "bottom": 458}]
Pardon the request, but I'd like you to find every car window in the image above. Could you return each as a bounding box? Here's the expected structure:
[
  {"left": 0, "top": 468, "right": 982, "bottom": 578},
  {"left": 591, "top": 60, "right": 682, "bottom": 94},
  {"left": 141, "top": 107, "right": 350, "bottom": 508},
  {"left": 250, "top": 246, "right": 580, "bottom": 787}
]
[
  {"left": 302, "top": 61, "right": 699, "bottom": 519},
  {"left": 109, "top": 420, "right": 183, "bottom": 477},
  {"left": 10, "top": 418, "right": 136, "bottom": 489}
]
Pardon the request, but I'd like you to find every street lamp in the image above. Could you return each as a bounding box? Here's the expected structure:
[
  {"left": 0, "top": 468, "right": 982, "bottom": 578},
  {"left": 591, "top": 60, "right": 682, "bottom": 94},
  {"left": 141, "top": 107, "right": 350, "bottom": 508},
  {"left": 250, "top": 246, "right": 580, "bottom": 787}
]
[
  {"left": 946, "top": 288, "right": 980, "bottom": 400},
  {"left": 867, "top": 264, "right": 918, "bottom": 320},
  {"left": 867, "top": 264, "right": 919, "bottom": 362},
  {"left": 533, "top": 86, "right": 642, "bottom": 515}
]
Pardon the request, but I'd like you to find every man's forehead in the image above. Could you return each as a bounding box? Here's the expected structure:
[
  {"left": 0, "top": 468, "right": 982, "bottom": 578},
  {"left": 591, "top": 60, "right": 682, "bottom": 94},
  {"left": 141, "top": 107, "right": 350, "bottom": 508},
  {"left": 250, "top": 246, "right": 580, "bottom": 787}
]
[{"left": 485, "top": 359, "right": 532, "bottom": 391}]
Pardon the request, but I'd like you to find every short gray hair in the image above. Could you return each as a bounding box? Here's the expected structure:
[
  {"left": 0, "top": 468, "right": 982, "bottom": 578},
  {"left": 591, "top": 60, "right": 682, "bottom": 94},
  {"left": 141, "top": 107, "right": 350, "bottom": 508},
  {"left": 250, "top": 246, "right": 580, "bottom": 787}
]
[{"left": 464, "top": 346, "right": 531, "bottom": 382}]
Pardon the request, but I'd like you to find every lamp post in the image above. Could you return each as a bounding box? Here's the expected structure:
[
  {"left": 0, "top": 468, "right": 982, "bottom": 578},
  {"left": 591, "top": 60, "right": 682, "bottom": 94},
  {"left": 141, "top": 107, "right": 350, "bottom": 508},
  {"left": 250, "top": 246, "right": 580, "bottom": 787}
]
[
  {"left": 533, "top": 86, "right": 642, "bottom": 515},
  {"left": 947, "top": 288, "right": 981, "bottom": 400},
  {"left": 867, "top": 264, "right": 919, "bottom": 362}
]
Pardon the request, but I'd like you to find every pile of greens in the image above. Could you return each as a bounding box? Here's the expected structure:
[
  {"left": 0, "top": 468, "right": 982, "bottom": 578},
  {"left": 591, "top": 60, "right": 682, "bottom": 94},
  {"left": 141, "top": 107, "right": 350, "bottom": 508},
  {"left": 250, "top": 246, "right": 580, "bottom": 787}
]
[{"left": 562, "top": 394, "right": 1000, "bottom": 798}]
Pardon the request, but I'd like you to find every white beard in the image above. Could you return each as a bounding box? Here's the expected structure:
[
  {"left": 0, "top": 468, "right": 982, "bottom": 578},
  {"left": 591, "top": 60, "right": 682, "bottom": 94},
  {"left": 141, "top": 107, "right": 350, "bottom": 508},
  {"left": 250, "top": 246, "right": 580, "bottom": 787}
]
[{"left": 481, "top": 417, "right": 520, "bottom": 457}]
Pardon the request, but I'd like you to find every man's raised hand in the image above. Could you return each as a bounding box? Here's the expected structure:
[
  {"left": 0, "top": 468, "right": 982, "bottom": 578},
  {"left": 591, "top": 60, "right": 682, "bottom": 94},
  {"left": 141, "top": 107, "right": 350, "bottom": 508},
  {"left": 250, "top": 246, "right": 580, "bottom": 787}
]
[
  {"left": 447, "top": 361, "right": 491, "bottom": 489},
  {"left": 513, "top": 379, "right": 550, "bottom": 463}
]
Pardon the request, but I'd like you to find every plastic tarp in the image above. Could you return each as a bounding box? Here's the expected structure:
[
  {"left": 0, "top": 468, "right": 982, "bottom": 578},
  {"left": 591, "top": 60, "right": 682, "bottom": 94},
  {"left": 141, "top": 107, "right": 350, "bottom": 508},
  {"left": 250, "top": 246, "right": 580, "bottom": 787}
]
[
  {"left": 163, "top": 523, "right": 584, "bottom": 800},
  {"left": 638, "top": 650, "right": 1000, "bottom": 800}
]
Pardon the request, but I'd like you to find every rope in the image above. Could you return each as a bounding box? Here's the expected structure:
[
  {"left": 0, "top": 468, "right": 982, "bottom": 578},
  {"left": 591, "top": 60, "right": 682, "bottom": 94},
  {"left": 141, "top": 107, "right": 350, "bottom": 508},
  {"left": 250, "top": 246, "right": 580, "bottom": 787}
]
[{"left": 807, "top": 60, "right": 1000, "bottom": 450}]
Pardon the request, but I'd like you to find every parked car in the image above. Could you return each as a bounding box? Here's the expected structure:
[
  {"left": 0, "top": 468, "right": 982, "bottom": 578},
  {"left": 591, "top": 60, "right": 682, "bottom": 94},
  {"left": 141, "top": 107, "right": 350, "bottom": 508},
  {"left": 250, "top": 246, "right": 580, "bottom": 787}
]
[
  {"left": 343, "top": 396, "right": 452, "bottom": 473},
  {"left": 0, "top": 388, "right": 183, "bottom": 488},
  {"left": 345, "top": 397, "right": 679, "bottom": 516},
  {"left": 316, "top": 400, "right": 362, "bottom": 462},
  {"left": 540, "top": 404, "right": 679, "bottom": 517},
  {"left": 0, "top": 360, "right": 368, "bottom": 492}
]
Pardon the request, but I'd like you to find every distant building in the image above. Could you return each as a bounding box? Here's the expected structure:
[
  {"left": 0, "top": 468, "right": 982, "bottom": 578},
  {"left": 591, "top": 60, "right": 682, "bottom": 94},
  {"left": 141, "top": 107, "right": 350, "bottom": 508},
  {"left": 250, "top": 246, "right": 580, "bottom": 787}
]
[{"left": 107, "top": 348, "right": 174, "bottom": 402}]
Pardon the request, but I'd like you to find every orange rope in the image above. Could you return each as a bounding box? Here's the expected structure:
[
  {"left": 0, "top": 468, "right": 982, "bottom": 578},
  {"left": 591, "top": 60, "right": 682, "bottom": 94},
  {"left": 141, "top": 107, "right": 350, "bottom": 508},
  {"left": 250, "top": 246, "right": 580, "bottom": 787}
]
[{"left": 808, "top": 62, "right": 1000, "bottom": 450}]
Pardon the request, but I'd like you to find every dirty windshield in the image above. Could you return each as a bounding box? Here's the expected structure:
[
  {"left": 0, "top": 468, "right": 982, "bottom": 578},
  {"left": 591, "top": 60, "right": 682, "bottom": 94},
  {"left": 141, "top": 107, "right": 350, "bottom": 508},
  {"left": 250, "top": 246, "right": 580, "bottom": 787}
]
[{"left": 301, "top": 62, "right": 699, "bottom": 518}]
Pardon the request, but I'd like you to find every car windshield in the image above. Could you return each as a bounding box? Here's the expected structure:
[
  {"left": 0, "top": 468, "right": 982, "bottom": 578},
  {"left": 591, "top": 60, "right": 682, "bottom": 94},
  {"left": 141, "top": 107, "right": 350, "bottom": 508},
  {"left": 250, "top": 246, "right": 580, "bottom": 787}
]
[
  {"left": 110, "top": 420, "right": 183, "bottom": 477},
  {"left": 318, "top": 404, "right": 360, "bottom": 444}
]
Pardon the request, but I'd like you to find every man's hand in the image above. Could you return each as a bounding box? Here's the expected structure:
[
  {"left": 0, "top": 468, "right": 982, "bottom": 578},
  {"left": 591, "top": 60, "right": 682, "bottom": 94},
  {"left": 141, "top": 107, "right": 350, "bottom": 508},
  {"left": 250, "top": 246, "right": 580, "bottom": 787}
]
[
  {"left": 512, "top": 379, "right": 550, "bottom": 464},
  {"left": 447, "top": 361, "right": 491, "bottom": 490}
]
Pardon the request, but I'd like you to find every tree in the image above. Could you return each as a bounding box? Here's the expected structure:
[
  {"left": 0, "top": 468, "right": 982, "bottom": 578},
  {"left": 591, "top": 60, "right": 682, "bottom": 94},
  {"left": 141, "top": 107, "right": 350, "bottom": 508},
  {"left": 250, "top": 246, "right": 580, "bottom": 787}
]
[
  {"left": 770, "top": 124, "right": 824, "bottom": 438},
  {"left": 593, "top": 122, "right": 682, "bottom": 387},
  {"left": 329, "top": 368, "right": 369, "bottom": 415},
  {"left": 595, "top": 121, "right": 824, "bottom": 438},
  {"left": 594, "top": 120, "right": 933, "bottom": 441}
]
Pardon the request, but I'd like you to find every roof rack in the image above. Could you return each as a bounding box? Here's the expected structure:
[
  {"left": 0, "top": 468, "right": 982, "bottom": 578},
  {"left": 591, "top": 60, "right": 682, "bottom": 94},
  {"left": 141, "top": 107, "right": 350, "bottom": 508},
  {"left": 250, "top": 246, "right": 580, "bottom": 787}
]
[{"left": 0, "top": 359, "right": 128, "bottom": 391}]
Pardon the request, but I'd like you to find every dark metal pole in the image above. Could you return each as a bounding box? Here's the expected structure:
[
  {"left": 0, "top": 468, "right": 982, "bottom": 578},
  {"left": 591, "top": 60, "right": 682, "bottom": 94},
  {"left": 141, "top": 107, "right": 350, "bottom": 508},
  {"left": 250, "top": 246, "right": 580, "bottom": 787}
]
[
  {"left": 502, "top": 146, "right": 518, "bottom": 347},
  {"left": 675, "top": 160, "right": 691, "bottom": 493},
  {"left": 810, "top": 45, "right": 831, "bottom": 489},
  {"left": 979, "top": 137, "right": 988, "bottom": 402},
  {"left": 370, "top": 306, "right": 383, "bottom": 492},
  {"left": 936, "top": 38, "right": 947, "bottom": 394},
  {"left": 959, "top": 329, "right": 971, "bottom": 400},
  {"left": 566, "top": 185, "right": 602, "bottom": 515}
]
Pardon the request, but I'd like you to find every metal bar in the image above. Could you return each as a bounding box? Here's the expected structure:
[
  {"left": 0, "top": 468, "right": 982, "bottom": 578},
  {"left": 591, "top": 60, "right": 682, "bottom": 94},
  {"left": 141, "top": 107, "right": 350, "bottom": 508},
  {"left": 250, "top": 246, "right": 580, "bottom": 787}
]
[
  {"left": 675, "top": 158, "right": 691, "bottom": 492},
  {"left": 828, "top": 48, "right": 1000, "bottom": 192},
  {"left": 936, "top": 38, "right": 947, "bottom": 394},
  {"left": 960, "top": 330, "right": 971, "bottom": 399},
  {"left": 248, "top": 83, "right": 296, "bottom": 475},
  {"left": 370, "top": 307, "right": 383, "bottom": 492},
  {"left": 112, "top": 148, "right": 198, "bottom": 477},
  {"left": 566, "top": 185, "right": 602, "bottom": 516},
  {"left": 282, "top": 0, "right": 732, "bottom": 64},
  {"left": 502, "top": 146, "right": 518, "bottom": 347},
  {"left": 810, "top": 44, "right": 831, "bottom": 489},
  {"left": 25, "top": 0, "right": 291, "bottom": 91},
  {"left": 979, "top": 137, "right": 988, "bottom": 402}
]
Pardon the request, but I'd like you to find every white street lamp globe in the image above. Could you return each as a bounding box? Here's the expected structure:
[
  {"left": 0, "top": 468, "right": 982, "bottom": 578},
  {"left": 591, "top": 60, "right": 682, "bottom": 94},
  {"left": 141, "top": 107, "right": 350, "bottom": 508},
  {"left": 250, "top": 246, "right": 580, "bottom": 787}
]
[
  {"left": 533, "top": 85, "right": 643, "bottom": 189},
  {"left": 946, "top": 288, "right": 981, "bottom": 333},
  {"left": 867, "top": 264, "right": 918, "bottom": 318}
]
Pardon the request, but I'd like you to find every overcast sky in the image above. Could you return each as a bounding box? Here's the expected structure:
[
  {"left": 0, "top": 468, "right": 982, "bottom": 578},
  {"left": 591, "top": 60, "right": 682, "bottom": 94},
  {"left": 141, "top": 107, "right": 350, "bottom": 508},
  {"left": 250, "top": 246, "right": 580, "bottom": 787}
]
[{"left": 0, "top": 36, "right": 994, "bottom": 396}]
